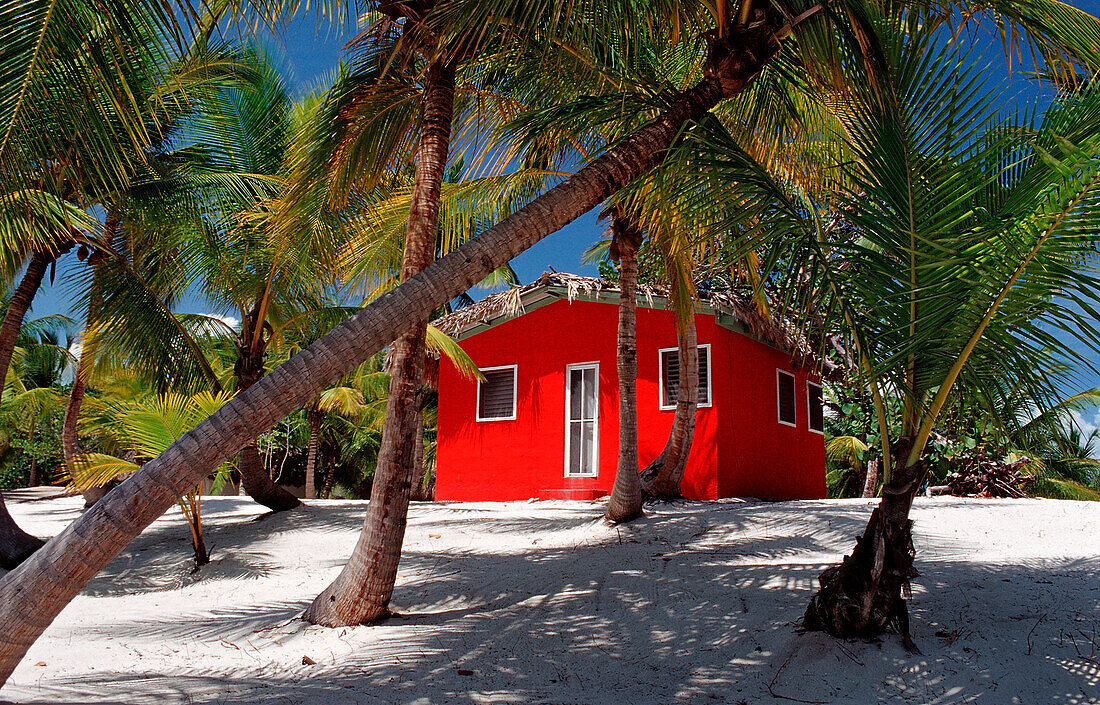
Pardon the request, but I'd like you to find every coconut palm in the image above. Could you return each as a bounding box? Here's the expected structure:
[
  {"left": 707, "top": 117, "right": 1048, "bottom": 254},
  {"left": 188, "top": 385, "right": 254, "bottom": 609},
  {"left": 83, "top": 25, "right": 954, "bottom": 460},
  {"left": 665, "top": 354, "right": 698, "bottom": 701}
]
[
  {"left": 296, "top": 1, "right": 564, "bottom": 622},
  {"left": 59, "top": 44, "right": 274, "bottom": 507},
  {"left": 84, "top": 45, "right": 354, "bottom": 512},
  {"left": 0, "top": 0, "right": 189, "bottom": 384},
  {"left": 0, "top": 319, "right": 71, "bottom": 568},
  {"left": 2, "top": 39, "right": 261, "bottom": 518},
  {"left": 664, "top": 11, "right": 1100, "bottom": 643},
  {"left": 3, "top": 0, "right": 1100, "bottom": 683},
  {"left": 0, "top": 0, "right": 241, "bottom": 457},
  {"left": 801, "top": 25, "right": 1100, "bottom": 645},
  {"left": 605, "top": 209, "right": 647, "bottom": 522}
]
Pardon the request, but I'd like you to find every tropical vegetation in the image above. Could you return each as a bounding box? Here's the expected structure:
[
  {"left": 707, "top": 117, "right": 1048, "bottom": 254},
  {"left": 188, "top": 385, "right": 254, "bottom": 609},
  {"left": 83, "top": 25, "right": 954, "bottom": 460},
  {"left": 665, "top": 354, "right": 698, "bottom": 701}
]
[{"left": 2, "top": 0, "right": 1100, "bottom": 692}]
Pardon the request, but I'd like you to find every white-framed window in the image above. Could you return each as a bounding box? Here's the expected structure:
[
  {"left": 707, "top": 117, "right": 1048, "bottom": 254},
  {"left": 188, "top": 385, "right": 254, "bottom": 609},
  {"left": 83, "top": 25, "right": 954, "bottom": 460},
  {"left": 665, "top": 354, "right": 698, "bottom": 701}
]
[
  {"left": 658, "top": 344, "right": 712, "bottom": 410},
  {"left": 564, "top": 362, "right": 599, "bottom": 477},
  {"left": 807, "top": 381, "right": 824, "bottom": 434},
  {"left": 476, "top": 365, "right": 517, "bottom": 421},
  {"left": 776, "top": 369, "right": 797, "bottom": 427}
]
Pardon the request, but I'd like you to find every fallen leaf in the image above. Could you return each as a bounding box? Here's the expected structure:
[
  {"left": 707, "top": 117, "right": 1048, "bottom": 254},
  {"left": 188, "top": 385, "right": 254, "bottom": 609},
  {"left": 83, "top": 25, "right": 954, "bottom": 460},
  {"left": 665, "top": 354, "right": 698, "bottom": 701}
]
[
  {"left": 302, "top": 656, "right": 317, "bottom": 665},
  {"left": 429, "top": 534, "right": 441, "bottom": 538},
  {"left": 457, "top": 669, "right": 474, "bottom": 676},
  {"left": 33, "top": 662, "right": 46, "bottom": 667}
]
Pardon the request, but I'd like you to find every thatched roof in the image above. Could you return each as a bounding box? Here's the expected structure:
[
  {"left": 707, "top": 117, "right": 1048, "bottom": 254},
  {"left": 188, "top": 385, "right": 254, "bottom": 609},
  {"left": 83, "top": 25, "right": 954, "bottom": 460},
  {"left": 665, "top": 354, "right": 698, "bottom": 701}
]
[{"left": 434, "top": 272, "right": 838, "bottom": 376}]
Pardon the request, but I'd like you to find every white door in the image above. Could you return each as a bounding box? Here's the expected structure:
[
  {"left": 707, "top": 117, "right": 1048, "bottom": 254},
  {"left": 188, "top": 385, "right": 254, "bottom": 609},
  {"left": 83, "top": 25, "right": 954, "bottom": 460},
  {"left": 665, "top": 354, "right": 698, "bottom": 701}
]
[{"left": 565, "top": 363, "right": 599, "bottom": 476}]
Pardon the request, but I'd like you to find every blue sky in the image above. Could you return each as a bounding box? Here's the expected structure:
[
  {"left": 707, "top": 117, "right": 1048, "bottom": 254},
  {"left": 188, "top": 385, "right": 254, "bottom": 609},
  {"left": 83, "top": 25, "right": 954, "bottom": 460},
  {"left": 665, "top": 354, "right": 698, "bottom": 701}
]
[{"left": 29, "top": 1, "right": 1100, "bottom": 432}]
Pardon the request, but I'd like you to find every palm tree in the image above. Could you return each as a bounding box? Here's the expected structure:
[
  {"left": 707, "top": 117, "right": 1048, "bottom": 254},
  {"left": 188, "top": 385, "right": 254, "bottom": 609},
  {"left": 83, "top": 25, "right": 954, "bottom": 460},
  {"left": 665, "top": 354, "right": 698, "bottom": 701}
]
[
  {"left": 3, "top": 0, "right": 1100, "bottom": 683},
  {"left": 3, "top": 39, "right": 259, "bottom": 517},
  {"left": 302, "top": 40, "right": 457, "bottom": 623},
  {"left": 640, "top": 285, "right": 700, "bottom": 497},
  {"left": 0, "top": 317, "right": 71, "bottom": 568},
  {"left": 83, "top": 45, "right": 351, "bottom": 512},
  {"left": 59, "top": 45, "right": 268, "bottom": 507},
  {"left": 605, "top": 209, "right": 646, "bottom": 522},
  {"left": 670, "top": 12, "right": 1100, "bottom": 644},
  {"left": 0, "top": 0, "right": 232, "bottom": 485},
  {"left": 297, "top": 1, "right": 559, "bottom": 623},
  {"left": 801, "top": 24, "right": 1100, "bottom": 646}
]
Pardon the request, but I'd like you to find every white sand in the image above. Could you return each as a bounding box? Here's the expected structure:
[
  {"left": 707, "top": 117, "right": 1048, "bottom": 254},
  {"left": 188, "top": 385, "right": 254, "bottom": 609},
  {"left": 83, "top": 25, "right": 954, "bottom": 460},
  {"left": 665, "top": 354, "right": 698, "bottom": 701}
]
[{"left": 1, "top": 494, "right": 1099, "bottom": 704}]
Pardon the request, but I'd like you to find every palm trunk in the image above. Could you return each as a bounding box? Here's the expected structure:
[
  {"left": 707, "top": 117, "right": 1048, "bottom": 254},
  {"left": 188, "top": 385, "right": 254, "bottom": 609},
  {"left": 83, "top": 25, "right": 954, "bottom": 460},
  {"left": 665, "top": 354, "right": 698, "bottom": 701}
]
[
  {"left": 304, "top": 407, "right": 323, "bottom": 500},
  {"left": 0, "top": 25, "right": 783, "bottom": 681},
  {"left": 305, "top": 60, "right": 455, "bottom": 627},
  {"left": 804, "top": 442, "right": 923, "bottom": 651},
  {"left": 0, "top": 495, "right": 43, "bottom": 570},
  {"left": 861, "top": 458, "right": 879, "bottom": 498},
  {"left": 65, "top": 282, "right": 106, "bottom": 508},
  {"left": 236, "top": 366, "right": 300, "bottom": 512},
  {"left": 410, "top": 410, "right": 431, "bottom": 501},
  {"left": 0, "top": 252, "right": 49, "bottom": 393},
  {"left": 321, "top": 463, "right": 336, "bottom": 500},
  {"left": 606, "top": 214, "right": 643, "bottom": 523},
  {"left": 641, "top": 311, "right": 698, "bottom": 498},
  {"left": 0, "top": 252, "right": 51, "bottom": 567}
]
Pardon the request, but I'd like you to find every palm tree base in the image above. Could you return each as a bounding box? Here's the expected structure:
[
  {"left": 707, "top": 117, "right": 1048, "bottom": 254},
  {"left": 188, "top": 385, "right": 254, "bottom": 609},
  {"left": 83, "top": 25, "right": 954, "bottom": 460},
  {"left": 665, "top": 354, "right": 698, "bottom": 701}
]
[
  {"left": 239, "top": 444, "right": 300, "bottom": 512},
  {"left": 0, "top": 496, "right": 45, "bottom": 570},
  {"left": 803, "top": 506, "right": 920, "bottom": 652},
  {"left": 642, "top": 479, "right": 683, "bottom": 500},
  {"left": 604, "top": 500, "right": 643, "bottom": 524},
  {"left": 302, "top": 586, "right": 392, "bottom": 627}
]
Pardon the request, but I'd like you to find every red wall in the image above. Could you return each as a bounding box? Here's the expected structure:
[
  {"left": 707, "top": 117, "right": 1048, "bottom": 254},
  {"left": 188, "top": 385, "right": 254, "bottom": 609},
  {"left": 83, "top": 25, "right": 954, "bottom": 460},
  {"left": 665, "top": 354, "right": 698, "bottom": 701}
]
[
  {"left": 714, "top": 331, "right": 827, "bottom": 500},
  {"left": 434, "top": 298, "right": 824, "bottom": 502}
]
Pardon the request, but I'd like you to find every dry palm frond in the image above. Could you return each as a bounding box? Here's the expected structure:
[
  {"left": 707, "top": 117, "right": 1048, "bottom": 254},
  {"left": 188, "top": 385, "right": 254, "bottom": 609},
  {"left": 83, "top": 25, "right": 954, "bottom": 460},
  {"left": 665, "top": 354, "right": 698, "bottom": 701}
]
[{"left": 433, "top": 271, "right": 834, "bottom": 374}]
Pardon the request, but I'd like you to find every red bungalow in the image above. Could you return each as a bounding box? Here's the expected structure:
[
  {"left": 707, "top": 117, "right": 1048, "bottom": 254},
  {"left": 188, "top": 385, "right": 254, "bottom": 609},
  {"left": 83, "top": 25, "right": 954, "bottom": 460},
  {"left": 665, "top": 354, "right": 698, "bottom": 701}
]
[{"left": 433, "top": 273, "right": 827, "bottom": 502}]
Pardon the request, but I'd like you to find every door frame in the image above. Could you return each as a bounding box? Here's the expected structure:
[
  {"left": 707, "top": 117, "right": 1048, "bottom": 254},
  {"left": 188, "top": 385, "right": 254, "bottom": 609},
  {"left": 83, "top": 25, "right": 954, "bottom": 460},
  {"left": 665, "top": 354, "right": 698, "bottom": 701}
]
[{"left": 563, "top": 361, "right": 600, "bottom": 477}]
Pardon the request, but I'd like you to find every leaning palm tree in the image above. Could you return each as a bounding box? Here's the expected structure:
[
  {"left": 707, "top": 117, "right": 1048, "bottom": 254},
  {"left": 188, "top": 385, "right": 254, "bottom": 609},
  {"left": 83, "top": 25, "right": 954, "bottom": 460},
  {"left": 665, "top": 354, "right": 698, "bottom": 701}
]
[{"left": 2, "top": 0, "right": 1100, "bottom": 684}]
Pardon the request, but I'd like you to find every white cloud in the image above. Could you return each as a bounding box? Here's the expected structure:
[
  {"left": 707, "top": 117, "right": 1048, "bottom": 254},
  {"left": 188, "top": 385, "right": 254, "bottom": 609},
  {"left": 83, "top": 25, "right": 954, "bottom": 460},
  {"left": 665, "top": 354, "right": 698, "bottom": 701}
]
[
  {"left": 212, "top": 314, "right": 240, "bottom": 330},
  {"left": 1070, "top": 408, "right": 1100, "bottom": 439}
]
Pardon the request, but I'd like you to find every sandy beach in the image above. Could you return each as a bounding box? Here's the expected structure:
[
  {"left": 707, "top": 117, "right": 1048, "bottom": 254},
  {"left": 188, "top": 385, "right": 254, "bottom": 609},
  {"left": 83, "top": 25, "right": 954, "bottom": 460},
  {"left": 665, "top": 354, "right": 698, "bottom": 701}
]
[{"left": 1, "top": 494, "right": 1098, "bottom": 704}]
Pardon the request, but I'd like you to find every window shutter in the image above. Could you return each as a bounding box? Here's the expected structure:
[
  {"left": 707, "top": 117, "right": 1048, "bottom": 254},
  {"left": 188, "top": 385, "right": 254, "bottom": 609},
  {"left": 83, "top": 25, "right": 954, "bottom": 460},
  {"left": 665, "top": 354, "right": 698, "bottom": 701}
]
[
  {"left": 696, "top": 346, "right": 709, "bottom": 404},
  {"left": 661, "top": 350, "right": 679, "bottom": 407},
  {"left": 777, "top": 371, "right": 796, "bottom": 425},
  {"left": 478, "top": 368, "right": 515, "bottom": 420},
  {"left": 662, "top": 347, "right": 709, "bottom": 407},
  {"left": 808, "top": 383, "right": 824, "bottom": 432}
]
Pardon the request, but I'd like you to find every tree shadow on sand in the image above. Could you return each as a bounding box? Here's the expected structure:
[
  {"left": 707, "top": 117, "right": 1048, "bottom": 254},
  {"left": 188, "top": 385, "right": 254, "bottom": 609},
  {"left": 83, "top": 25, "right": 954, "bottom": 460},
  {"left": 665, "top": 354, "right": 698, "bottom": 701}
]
[{"left": 4, "top": 500, "right": 1099, "bottom": 705}]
